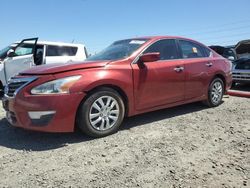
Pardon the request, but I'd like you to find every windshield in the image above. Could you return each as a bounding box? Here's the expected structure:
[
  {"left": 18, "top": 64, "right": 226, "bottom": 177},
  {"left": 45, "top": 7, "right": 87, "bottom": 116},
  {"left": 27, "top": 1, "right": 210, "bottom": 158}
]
[
  {"left": 86, "top": 39, "right": 149, "bottom": 61},
  {"left": 0, "top": 46, "right": 12, "bottom": 60}
]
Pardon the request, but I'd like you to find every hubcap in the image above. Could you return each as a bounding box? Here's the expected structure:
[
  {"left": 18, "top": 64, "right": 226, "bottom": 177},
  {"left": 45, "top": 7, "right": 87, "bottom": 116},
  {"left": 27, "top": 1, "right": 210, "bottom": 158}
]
[
  {"left": 211, "top": 81, "right": 223, "bottom": 104},
  {"left": 89, "top": 96, "right": 119, "bottom": 131}
]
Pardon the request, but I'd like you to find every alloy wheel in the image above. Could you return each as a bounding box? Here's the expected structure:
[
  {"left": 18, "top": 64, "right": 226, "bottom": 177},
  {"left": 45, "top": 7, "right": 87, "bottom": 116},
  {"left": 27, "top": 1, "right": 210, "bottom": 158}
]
[
  {"left": 89, "top": 96, "right": 120, "bottom": 131},
  {"left": 211, "top": 81, "right": 223, "bottom": 105}
]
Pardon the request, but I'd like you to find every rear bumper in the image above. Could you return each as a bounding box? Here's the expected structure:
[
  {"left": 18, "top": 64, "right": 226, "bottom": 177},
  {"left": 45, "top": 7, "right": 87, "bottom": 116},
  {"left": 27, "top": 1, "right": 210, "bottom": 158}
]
[{"left": 2, "top": 92, "right": 86, "bottom": 133}]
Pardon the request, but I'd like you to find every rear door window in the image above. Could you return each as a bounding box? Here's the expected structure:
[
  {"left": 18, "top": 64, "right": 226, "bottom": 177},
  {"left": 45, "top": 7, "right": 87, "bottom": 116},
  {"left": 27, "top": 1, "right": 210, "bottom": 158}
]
[
  {"left": 46, "top": 45, "right": 78, "bottom": 56},
  {"left": 179, "top": 40, "right": 207, "bottom": 59}
]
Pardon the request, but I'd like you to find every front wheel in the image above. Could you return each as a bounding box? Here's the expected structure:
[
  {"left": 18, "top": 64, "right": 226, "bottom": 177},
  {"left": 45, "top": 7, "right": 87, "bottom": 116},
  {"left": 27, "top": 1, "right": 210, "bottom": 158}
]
[
  {"left": 77, "top": 88, "right": 125, "bottom": 138},
  {"left": 203, "top": 78, "right": 224, "bottom": 107}
]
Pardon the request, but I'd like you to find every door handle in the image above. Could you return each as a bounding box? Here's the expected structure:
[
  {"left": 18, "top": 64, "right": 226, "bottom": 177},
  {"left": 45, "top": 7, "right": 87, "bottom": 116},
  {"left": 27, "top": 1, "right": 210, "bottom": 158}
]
[
  {"left": 206, "top": 62, "right": 213, "bottom": 67},
  {"left": 174, "top": 66, "right": 184, "bottom": 72}
]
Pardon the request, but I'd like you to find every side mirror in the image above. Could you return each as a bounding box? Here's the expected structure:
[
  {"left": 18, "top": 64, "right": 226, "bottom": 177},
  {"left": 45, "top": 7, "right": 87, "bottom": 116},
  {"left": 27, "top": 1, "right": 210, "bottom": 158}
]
[
  {"left": 227, "top": 56, "right": 235, "bottom": 61},
  {"left": 139, "top": 52, "right": 160, "bottom": 62},
  {"left": 7, "top": 49, "right": 15, "bottom": 57},
  {"left": 138, "top": 52, "right": 160, "bottom": 68}
]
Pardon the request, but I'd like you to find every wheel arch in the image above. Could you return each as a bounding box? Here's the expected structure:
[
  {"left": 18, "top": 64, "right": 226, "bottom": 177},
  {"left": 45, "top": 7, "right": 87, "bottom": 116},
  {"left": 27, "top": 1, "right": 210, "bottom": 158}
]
[
  {"left": 74, "top": 84, "right": 130, "bottom": 133},
  {"left": 87, "top": 84, "right": 129, "bottom": 116},
  {"left": 203, "top": 73, "right": 226, "bottom": 107},
  {"left": 76, "top": 84, "right": 130, "bottom": 123},
  {"left": 212, "top": 74, "right": 226, "bottom": 90}
]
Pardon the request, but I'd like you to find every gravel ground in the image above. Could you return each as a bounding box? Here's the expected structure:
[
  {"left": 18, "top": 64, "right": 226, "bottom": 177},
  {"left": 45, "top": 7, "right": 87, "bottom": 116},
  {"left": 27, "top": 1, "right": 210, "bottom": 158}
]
[{"left": 0, "top": 96, "right": 249, "bottom": 188}]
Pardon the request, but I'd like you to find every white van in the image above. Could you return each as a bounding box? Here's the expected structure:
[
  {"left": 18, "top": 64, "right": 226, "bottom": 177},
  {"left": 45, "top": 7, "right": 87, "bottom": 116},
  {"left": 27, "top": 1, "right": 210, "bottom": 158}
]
[{"left": 0, "top": 38, "right": 88, "bottom": 90}]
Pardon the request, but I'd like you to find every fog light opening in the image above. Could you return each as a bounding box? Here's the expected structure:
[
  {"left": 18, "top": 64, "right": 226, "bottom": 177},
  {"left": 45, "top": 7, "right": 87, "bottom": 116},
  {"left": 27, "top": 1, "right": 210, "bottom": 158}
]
[
  {"left": 28, "top": 111, "right": 56, "bottom": 119},
  {"left": 28, "top": 111, "right": 56, "bottom": 127}
]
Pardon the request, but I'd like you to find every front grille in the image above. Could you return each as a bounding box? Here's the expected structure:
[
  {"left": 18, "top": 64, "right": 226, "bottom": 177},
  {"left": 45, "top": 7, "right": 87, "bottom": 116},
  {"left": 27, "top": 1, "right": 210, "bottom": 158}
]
[
  {"left": 232, "top": 72, "right": 250, "bottom": 81},
  {"left": 5, "top": 77, "right": 37, "bottom": 97},
  {"left": 7, "top": 81, "right": 28, "bottom": 97}
]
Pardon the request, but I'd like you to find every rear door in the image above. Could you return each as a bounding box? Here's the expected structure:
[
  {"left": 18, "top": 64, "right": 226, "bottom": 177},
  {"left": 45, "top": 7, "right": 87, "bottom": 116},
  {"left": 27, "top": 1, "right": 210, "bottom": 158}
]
[
  {"left": 177, "top": 39, "right": 213, "bottom": 100},
  {"left": 4, "top": 38, "right": 38, "bottom": 81}
]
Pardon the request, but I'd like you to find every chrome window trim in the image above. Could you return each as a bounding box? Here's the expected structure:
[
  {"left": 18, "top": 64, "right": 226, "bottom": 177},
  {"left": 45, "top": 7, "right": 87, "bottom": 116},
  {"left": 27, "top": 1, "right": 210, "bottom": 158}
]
[{"left": 132, "top": 38, "right": 212, "bottom": 65}]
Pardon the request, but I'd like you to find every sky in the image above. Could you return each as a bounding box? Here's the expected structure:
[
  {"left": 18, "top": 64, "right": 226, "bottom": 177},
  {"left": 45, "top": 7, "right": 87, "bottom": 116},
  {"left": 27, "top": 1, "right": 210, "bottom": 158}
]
[{"left": 0, "top": 0, "right": 250, "bottom": 54}]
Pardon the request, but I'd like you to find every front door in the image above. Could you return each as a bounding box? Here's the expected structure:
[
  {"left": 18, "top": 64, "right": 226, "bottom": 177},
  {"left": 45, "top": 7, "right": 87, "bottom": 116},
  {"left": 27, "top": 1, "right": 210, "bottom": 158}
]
[
  {"left": 4, "top": 38, "right": 38, "bottom": 82},
  {"left": 132, "top": 39, "right": 185, "bottom": 110}
]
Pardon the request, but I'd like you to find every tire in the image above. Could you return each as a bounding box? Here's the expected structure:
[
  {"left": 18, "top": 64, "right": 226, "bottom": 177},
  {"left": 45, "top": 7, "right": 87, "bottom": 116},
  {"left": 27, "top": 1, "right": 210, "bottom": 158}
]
[
  {"left": 77, "top": 87, "right": 125, "bottom": 138},
  {"left": 203, "top": 78, "right": 224, "bottom": 107}
]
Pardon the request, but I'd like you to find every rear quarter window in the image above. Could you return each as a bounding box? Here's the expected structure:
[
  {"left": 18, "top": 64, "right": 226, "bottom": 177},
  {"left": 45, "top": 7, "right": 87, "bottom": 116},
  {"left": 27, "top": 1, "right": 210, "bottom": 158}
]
[
  {"left": 203, "top": 47, "right": 212, "bottom": 57},
  {"left": 46, "top": 45, "right": 78, "bottom": 56}
]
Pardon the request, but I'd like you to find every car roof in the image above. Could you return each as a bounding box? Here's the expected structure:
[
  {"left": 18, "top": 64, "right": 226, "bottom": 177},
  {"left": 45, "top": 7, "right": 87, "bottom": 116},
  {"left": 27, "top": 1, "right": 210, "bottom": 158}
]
[
  {"left": 127, "top": 36, "right": 208, "bottom": 48},
  {"left": 14, "top": 40, "right": 85, "bottom": 47},
  {"left": 130, "top": 36, "right": 195, "bottom": 41},
  {"left": 125, "top": 36, "right": 206, "bottom": 45}
]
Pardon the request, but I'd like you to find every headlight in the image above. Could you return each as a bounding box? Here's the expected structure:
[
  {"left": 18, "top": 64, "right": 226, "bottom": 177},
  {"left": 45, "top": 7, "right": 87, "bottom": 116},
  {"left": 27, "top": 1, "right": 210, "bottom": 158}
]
[{"left": 31, "top": 75, "right": 81, "bottom": 95}]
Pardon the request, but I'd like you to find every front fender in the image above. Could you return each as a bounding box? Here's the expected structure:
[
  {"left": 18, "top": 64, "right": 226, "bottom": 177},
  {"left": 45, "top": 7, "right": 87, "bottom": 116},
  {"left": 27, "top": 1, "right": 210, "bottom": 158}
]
[{"left": 68, "top": 67, "right": 136, "bottom": 116}]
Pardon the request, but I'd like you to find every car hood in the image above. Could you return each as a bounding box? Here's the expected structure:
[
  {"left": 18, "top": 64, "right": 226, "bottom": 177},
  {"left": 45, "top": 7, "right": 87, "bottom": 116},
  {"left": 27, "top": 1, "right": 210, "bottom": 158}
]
[
  {"left": 235, "top": 40, "right": 250, "bottom": 58},
  {"left": 20, "top": 61, "right": 110, "bottom": 75}
]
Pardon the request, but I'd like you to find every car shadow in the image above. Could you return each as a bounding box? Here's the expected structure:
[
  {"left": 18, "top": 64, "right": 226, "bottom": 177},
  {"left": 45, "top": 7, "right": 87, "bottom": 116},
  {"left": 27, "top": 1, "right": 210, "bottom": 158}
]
[
  {"left": 0, "top": 102, "right": 208, "bottom": 151},
  {"left": 121, "top": 102, "right": 207, "bottom": 130},
  {"left": 231, "top": 83, "right": 250, "bottom": 92},
  {"left": 0, "top": 118, "right": 93, "bottom": 151}
]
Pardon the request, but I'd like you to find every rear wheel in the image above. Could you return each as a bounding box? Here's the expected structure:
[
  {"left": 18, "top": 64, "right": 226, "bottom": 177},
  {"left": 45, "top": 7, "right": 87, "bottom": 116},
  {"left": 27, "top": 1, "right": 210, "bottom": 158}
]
[
  {"left": 77, "top": 88, "right": 125, "bottom": 137},
  {"left": 204, "top": 78, "right": 224, "bottom": 107}
]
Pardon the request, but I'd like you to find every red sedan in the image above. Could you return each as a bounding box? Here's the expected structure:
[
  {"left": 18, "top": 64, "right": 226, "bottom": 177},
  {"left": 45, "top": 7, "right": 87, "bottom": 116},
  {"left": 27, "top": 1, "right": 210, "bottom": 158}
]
[{"left": 2, "top": 36, "right": 232, "bottom": 137}]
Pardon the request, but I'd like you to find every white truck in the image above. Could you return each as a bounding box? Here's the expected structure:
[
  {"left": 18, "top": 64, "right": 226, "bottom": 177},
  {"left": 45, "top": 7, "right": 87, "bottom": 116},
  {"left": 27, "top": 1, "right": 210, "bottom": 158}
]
[{"left": 0, "top": 38, "right": 88, "bottom": 93}]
